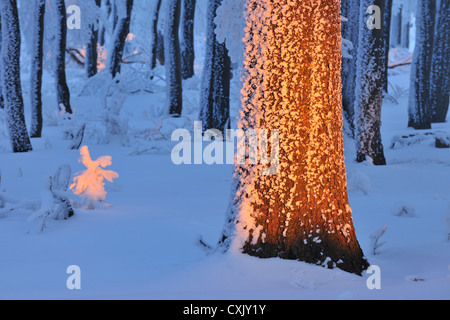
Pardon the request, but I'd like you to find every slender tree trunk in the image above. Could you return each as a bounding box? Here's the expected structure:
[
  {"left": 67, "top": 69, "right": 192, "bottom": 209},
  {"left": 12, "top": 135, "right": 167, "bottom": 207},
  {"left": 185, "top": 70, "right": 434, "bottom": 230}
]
[
  {"left": 408, "top": 0, "right": 436, "bottom": 130},
  {"left": 98, "top": 0, "right": 112, "bottom": 47},
  {"left": 383, "top": 0, "right": 393, "bottom": 93},
  {"left": 0, "top": 0, "right": 32, "bottom": 152},
  {"left": 150, "top": 0, "right": 163, "bottom": 70},
  {"left": 199, "top": 0, "right": 230, "bottom": 133},
  {"left": 86, "top": 0, "right": 101, "bottom": 78},
  {"left": 107, "top": 0, "right": 134, "bottom": 78},
  {"left": 391, "top": 4, "right": 402, "bottom": 47},
  {"left": 181, "top": 0, "right": 196, "bottom": 79},
  {"left": 30, "top": 0, "right": 45, "bottom": 138},
  {"left": 165, "top": 0, "right": 182, "bottom": 116},
  {"left": 220, "top": 0, "right": 368, "bottom": 276},
  {"left": 0, "top": 18, "right": 4, "bottom": 110},
  {"left": 430, "top": 0, "right": 450, "bottom": 123},
  {"left": 354, "top": 0, "right": 387, "bottom": 165},
  {"left": 341, "top": 0, "right": 360, "bottom": 135},
  {"left": 54, "top": 0, "right": 73, "bottom": 114}
]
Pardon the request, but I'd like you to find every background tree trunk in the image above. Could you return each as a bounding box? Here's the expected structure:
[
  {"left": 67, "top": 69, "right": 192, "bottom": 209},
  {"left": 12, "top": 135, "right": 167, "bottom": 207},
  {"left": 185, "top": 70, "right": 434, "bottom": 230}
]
[
  {"left": 150, "top": 0, "right": 163, "bottom": 70},
  {"left": 341, "top": 0, "right": 360, "bottom": 135},
  {"left": 199, "top": 0, "right": 230, "bottom": 133},
  {"left": 0, "top": 0, "right": 32, "bottom": 152},
  {"left": 354, "top": 0, "right": 387, "bottom": 165},
  {"left": 408, "top": 0, "right": 436, "bottom": 130},
  {"left": 165, "top": 0, "right": 183, "bottom": 116},
  {"left": 180, "top": 0, "right": 196, "bottom": 79},
  {"left": 0, "top": 19, "right": 4, "bottom": 110},
  {"left": 107, "top": 0, "right": 134, "bottom": 78},
  {"left": 54, "top": 0, "right": 73, "bottom": 114},
  {"left": 430, "top": 0, "right": 450, "bottom": 123},
  {"left": 220, "top": 0, "right": 368, "bottom": 276},
  {"left": 30, "top": 0, "right": 45, "bottom": 138},
  {"left": 383, "top": 0, "right": 393, "bottom": 93},
  {"left": 86, "top": 0, "right": 101, "bottom": 78}
]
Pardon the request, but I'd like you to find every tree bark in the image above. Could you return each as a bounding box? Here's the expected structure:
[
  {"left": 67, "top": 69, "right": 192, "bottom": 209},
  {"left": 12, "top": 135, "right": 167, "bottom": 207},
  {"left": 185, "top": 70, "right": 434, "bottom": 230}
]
[
  {"left": 0, "top": 18, "right": 4, "bottom": 110},
  {"left": 354, "top": 0, "right": 387, "bottom": 165},
  {"left": 220, "top": 0, "right": 369, "bottom": 276},
  {"left": 181, "top": 0, "right": 196, "bottom": 79},
  {"left": 383, "top": 0, "right": 393, "bottom": 93},
  {"left": 54, "top": 0, "right": 73, "bottom": 114},
  {"left": 430, "top": 0, "right": 450, "bottom": 123},
  {"left": 30, "top": 0, "right": 45, "bottom": 138},
  {"left": 86, "top": 0, "right": 101, "bottom": 78},
  {"left": 150, "top": 0, "right": 163, "bottom": 70},
  {"left": 0, "top": 0, "right": 32, "bottom": 152},
  {"left": 107, "top": 0, "right": 134, "bottom": 78},
  {"left": 199, "top": 0, "right": 230, "bottom": 133},
  {"left": 341, "top": 0, "right": 360, "bottom": 136},
  {"left": 408, "top": 0, "right": 436, "bottom": 130},
  {"left": 165, "top": 0, "right": 183, "bottom": 116}
]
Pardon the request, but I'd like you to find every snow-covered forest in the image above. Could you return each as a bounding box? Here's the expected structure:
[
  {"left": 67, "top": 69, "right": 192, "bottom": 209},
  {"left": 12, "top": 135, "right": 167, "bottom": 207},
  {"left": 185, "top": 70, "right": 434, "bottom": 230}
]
[{"left": 0, "top": 0, "right": 448, "bottom": 301}]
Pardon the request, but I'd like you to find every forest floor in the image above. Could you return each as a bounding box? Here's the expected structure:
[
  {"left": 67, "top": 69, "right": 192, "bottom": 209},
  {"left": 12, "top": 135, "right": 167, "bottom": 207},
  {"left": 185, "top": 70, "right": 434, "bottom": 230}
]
[{"left": 0, "top": 60, "right": 449, "bottom": 300}]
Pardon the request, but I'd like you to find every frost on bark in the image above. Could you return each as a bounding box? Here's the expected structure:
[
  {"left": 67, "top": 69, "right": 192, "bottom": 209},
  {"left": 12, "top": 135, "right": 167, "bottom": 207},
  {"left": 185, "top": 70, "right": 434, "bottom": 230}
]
[
  {"left": 150, "top": 0, "right": 163, "bottom": 70},
  {"left": 219, "top": 0, "right": 369, "bottom": 275},
  {"left": 165, "top": 0, "right": 183, "bottom": 116},
  {"left": 198, "top": 0, "right": 230, "bottom": 133},
  {"left": 408, "top": 0, "right": 436, "bottom": 130},
  {"left": 107, "top": 0, "right": 134, "bottom": 78},
  {"left": 0, "top": 0, "right": 32, "bottom": 152},
  {"left": 0, "top": 18, "right": 4, "bottom": 110},
  {"left": 181, "top": 0, "right": 196, "bottom": 79},
  {"left": 54, "top": 0, "right": 73, "bottom": 114},
  {"left": 354, "top": 0, "right": 387, "bottom": 165},
  {"left": 30, "top": 0, "right": 45, "bottom": 138},
  {"left": 430, "top": 0, "right": 450, "bottom": 123},
  {"left": 86, "top": 0, "right": 102, "bottom": 78},
  {"left": 341, "top": 0, "right": 360, "bottom": 135},
  {"left": 383, "top": 0, "right": 393, "bottom": 93}
]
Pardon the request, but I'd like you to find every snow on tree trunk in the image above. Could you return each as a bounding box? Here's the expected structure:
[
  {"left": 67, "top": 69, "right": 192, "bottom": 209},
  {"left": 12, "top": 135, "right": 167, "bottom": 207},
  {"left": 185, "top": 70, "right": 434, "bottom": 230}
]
[
  {"left": 354, "top": 0, "right": 387, "bottom": 165},
  {"left": 219, "top": 0, "right": 369, "bottom": 275},
  {"left": 390, "top": 4, "right": 402, "bottom": 47},
  {"left": 86, "top": 0, "right": 101, "bottom": 78},
  {"left": 165, "top": 0, "right": 183, "bottom": 116},
  {"left": 0, "top": 0, "right": 32, "bottom": 153},
  {"left": 150, "top": 0, "right": 163, "bottom": 70},
  {"left": 54, "top": 0, "right": 73, "bottom": 114},
  {"left": 408, "top": 0, "right": 436, "bottom": 130},
  {"left": 0, "top": 19, "right": 3, "bottom": 110},
  {"left": 180, "top": 0, "right": 196, "bottom": 79},
  {"left": 383, "top": 0, "right": 393, "bottom": 93},
  {"left": 198, "top": 0, "right": 231, "bottom": 133},
  {"left": 430, "top": 0, "right": 450, "bottom": 123},
  {"left": 30, "top": 0, "right": 45, "bottom": 138},
  {"left": 107, "top": 0, "right": 134, "bottom": 78},
  {"left": 341, "top": 0, "right": 360, "bottom": 135},
  {"left": 98, "top": 0, "right": 112, "bottom": 47}
]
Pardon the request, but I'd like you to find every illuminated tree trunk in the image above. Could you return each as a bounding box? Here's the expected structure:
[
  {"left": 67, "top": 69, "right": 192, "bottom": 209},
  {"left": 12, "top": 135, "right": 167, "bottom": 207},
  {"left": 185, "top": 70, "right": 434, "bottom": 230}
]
[
  {"left": 354, "top": 0, "right": 386, "bottom": 165},
  {"left": 220, "top": 0, "right": 368, "bottom": 275}
]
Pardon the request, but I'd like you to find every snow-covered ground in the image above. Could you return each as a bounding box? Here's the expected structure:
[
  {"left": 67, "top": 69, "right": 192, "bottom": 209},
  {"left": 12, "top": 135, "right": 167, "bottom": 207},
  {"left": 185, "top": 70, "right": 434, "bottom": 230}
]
[{"left": 0, "top": 59, "right": 449, "bottom": 300}]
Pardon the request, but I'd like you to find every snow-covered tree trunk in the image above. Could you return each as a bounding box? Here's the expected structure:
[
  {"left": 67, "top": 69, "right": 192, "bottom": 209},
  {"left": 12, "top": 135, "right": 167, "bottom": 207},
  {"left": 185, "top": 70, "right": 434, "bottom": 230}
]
[
  {"left": 0, "top": 0, "right": 32, "bottom": 152},
  {"left": 0, "top": 18, "right": 4, "bottom": 110},
  {"left": 430, "top": 0, "right": 450, "bottom": 123},
  {"left": 180, "top": 0, "right": 196, "bottom": 79},
  {"left": 107, "top": 0, "right": 134, "bottom": 78},
  {"left": 354, "top": 0, "right": 387, "bottom": 165},
  {"left": 98, "top": 0, "right": 112, "bottom": 47},
  {"left": 198, "top": 0, "right": 230, "bottom": 133},
  {"left": 165, "top": 0, "right": 183, "bottom": 116},
  {"left": 86, "top": 0, "right": 101, "bottom": 78},
  {"left": 341, "top": 0, "right": 360, "bottom": 135},
  {"left": 390, "top": 4, "right": 402, "bottom": 47},
  {"left": 408, "top": 0, "right": 436, "bottom": 130},
  {"left": 30, "top": 0, "right": 45, "bottom": 138},
  {"left": 150, "top": 0, "right": 163, "bottom": 70},
  {"left": 54, "top": 0, "right": 73, "bottom": 114},
  {"left": 219, "top": 0, "right": 369, "bottom": 275},
  {"left": 383, "top": 0, "right": 393, "bottom": 93}
]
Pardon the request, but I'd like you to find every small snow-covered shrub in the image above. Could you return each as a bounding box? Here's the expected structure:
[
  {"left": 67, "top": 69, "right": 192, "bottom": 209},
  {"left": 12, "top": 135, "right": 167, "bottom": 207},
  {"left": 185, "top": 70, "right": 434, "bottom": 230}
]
[
  {"left": 347, "top": 170, "right": 372, "bottom": 195},
  {"left": 392, "top": 203, "right": 416, "bottom": 217},
  {"left": 370, "top": 226, "right": 388, "bottom": 255}
]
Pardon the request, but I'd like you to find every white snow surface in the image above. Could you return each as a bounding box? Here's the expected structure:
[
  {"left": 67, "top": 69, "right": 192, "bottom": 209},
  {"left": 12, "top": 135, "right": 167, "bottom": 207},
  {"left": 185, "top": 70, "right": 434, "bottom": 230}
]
[{"left": 0, "top": 49, "right": 449, "bottom": 300}]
